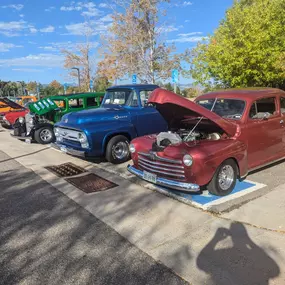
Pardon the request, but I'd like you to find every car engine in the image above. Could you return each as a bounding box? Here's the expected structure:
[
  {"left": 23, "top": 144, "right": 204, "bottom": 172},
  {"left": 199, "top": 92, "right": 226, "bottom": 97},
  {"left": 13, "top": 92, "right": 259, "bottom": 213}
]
[{"left": 156, "top": 130, "right": 221, "bottom": 148}]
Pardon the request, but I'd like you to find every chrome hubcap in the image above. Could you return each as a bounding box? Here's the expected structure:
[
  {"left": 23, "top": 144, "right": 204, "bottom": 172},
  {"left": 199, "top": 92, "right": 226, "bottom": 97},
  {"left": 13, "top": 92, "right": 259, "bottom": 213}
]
[
  {"left": 113, "top": 142, "right": 129, "bottom": 160},
  {"left": 218, "top": 165, "right": 234, "bottom": 191},
  {"left": 40, "top": 129, "right": 52, "bottom": 142}
]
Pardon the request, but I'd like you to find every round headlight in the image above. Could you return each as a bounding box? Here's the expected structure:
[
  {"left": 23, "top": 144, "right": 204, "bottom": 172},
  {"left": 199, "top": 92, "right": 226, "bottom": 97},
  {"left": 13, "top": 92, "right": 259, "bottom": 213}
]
[
  {"left": 78, "top": 132, "right": 87, "bottom": 143},
  {"left": 183, "top": 154, "right": 193, "bottom": 166},
  {"left": 129, "top": 143, "right": 136, "bottom": 153},
  {"left": 18, "top": 117, "right": 25, "bottom": 124},
  {"left": 54, "top": 127, "right": 59, "bottom": 136}
]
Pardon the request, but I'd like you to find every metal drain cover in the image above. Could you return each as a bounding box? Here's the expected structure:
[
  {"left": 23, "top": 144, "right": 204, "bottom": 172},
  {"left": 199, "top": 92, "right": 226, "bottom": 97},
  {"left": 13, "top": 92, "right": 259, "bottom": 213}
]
[
  {"left": 66, "top": 173, "right": 118, "bottom": 193},
  {"left": 45, "top": 162, "right": 87, "bottom": 177}
]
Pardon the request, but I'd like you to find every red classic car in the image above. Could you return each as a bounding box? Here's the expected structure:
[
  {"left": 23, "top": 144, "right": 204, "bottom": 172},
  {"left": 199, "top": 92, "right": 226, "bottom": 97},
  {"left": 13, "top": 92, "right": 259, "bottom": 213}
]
[
  {"left": 0, "top": 109, "right": 29, "bottom": 128},
  {"left": 128, "top": 88, "right": 285, "bottom": 196}
]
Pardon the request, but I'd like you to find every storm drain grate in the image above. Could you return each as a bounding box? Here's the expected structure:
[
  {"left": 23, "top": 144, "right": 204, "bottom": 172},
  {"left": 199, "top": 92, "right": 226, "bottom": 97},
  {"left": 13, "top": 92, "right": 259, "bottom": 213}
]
[
  {"left": 45, "top": 162, "right": 87, "bottom": 177},
  {"left": 66, "top": 173, "right": 118, "bottom": 193}
]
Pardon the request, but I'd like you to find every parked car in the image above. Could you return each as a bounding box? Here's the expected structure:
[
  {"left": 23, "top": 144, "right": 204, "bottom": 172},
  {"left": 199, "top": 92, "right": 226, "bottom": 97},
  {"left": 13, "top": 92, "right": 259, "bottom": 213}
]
[
  {"left": 12, "top": 92, "right": 104, "bottom": 144},
  {"left": 53, "top": 84, "right": 168, "bottom": 164},
  {"left": 128, "top": 88, "right": 285, "bottom": 196},
  {"left": 1, "top": 109, "right": 29, "bottom": 129},
  {"left": 0, "top": 98, "right": 25, "bottom": 127},
  {"left": 15, "top": 95, "right": 37, "bottom": 106}
]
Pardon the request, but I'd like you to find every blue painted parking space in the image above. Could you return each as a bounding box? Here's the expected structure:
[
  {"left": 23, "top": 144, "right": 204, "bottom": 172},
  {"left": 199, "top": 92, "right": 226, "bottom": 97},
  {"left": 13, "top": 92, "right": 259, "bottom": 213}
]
[{"left": 155, "top": 179, "right": 266, "bottom": 211}]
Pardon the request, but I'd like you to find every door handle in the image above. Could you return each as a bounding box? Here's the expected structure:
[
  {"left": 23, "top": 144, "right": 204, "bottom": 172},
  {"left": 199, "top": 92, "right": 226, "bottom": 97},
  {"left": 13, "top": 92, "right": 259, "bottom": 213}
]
[{"left": 280, "top": 120, "right": 284, "bottom": 124}]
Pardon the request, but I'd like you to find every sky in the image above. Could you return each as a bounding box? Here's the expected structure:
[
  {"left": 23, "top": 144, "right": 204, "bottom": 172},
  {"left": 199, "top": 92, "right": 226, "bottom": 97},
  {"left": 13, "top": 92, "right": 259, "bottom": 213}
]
[{"left": 0, "top": 0, "right": 234, "bottom": 85}]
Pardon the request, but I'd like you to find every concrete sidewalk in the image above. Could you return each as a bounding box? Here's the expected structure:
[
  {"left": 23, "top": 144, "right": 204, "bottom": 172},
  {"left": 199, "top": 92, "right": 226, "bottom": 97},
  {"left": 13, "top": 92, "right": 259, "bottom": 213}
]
[{"left": 1, "top": 130, "right": 285, "bottom": 285}]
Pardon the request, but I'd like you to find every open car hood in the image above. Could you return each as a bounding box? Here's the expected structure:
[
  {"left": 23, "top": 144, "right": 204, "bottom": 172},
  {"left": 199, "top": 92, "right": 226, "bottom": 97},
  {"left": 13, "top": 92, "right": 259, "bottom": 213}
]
[
  {"left": 0, "top": 98, "right": 23, "bottom": 110},
  {"left": 148, "top": 88, "right": 237, "bottom": 137},
  {"left": 28, "top": 98, "right": 58, "bottom": 115}
]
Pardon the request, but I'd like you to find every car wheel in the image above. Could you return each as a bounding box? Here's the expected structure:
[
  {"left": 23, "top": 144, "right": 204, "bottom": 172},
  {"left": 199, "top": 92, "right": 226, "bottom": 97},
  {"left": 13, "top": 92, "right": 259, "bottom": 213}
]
[
  {"left": 207, "top": 159, "right": 237, "bottom": 196},
  {"left": 105, "top": 135, "right": 130, "bottom": 164},
  {"left": 34, "top": 126, "right": 55, "bottom": 144}
]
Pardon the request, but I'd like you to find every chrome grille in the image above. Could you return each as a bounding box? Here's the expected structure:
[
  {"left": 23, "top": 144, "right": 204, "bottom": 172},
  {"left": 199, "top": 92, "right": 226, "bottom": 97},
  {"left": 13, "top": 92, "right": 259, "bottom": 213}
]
[
  {"left": 138, "top": 152, "right": 185, "bottom": 179},
  {"left": 56, "top": 127, "right": 81, "bottom": 143}
]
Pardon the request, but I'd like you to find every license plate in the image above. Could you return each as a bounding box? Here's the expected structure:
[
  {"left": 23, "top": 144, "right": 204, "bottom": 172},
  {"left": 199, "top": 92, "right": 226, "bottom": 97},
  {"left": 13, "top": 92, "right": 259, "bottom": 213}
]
[
  {"left": 60, "top": 146, "right": 67, "bottom": 153},
  {"left": 143, "top": 171, "right": 157, "bottom": 183}
]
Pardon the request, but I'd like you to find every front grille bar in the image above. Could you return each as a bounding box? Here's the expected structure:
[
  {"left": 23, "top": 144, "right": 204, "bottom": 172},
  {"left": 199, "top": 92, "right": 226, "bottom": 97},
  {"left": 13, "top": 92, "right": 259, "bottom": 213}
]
[
  {"left": 138, "top": 152, "right": 182, "bottom": 165},
  {"left": 139, "top": 159, "right": 185, "bottom": 174},
  {"left": 138, "top": 163, "right": 185, "bottom": 178},
  {"left": 138, "top": 156, "right": 184, "bottom": 169}
]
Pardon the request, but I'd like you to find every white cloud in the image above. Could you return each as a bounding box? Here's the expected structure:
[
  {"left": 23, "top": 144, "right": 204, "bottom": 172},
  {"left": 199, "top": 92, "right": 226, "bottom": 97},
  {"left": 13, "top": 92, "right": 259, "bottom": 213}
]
[
  {"left": 182, "top": 1, "right": 193, "bottom": 6},
  {"left": 29, "top": 27, "right": 37, "bottom": 33},
  {"left": 19, "top": 14, "right": 24, "bottom": 18},
  {"left": 99, "top": 3, "right": 108, "bottom": 8},
  {"left": 98, "top": 14, "right": 112, "bottom": 22},
  {"left": 40, "top": 25, "right": 55, "bottom": 33},
  {"left": 39, "top": 41, "right": 99, "bottom": 52},
  {"left": 0, "top": 42, "right": 23, "bottom": 52},
  {"left": 60, "top": 6, "right": 82, "bottom": 11},
  {"left": 64, "top": 16, "right": 111, "bottom": 36},
  {"left": 0, "top": 20, "right": 27, "bottom": 37},
  {"left": 0, "top": 53, "right": 64, "bottom": 67},
  {"left": 45, "top": 6, "right": 55, "bottom": 12},
  {"left": 185, "top": 20, "right": 190, "bottom": 23},
  {"left": 1, "top": 4, "right": 24, "bottom": 11},
  {"left": 167, "top": 34, "right": 206, "bottom": 43},
  {"left": 81, "top": 7, "right": 101, "bottom": 17},
  {"left": 12, "top": 68, "right": 44, "bottom": 72},
  {"left": 178, "top": 32, "right": 203, "bottom": 37}
]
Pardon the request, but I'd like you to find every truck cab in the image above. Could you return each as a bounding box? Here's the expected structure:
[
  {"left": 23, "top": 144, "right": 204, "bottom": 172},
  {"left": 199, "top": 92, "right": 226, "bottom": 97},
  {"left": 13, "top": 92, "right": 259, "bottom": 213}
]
[{"left": 53, "top": 84, "right": 168, "bottom": 164}]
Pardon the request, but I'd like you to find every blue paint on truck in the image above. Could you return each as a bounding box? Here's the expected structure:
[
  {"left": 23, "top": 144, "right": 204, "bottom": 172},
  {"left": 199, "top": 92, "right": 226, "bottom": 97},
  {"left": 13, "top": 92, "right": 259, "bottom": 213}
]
[{"left": 53, "top": 84, "right": 168, "bottom": 163}]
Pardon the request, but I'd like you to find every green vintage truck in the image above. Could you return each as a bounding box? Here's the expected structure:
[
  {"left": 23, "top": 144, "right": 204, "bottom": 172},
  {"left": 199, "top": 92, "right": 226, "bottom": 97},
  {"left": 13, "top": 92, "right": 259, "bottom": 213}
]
[{"left": 12, "top": 92, "right": 104, "bottom": 144}]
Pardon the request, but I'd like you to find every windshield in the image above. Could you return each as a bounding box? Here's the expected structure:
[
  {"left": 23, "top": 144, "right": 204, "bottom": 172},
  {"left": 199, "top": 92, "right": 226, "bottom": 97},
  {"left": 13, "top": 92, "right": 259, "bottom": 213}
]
[
  {"left": 102, "top": 90, "right": 138, "bottom": 107},
  {"left": 196, "top": 98, "right": 245, "bottom": 120}
]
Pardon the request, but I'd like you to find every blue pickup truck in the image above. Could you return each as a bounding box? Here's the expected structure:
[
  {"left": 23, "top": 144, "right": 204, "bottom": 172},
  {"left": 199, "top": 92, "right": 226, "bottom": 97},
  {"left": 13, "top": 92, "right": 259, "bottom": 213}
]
[{"left": 53, "top": 84, "right": 168, "bottom": 163}]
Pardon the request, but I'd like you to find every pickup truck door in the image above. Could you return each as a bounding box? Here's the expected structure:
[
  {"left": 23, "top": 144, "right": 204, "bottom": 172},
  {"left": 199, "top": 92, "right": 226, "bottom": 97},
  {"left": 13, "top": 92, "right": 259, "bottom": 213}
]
[{"left": 127, "top": 90, "right": 167, "bottom": 136}]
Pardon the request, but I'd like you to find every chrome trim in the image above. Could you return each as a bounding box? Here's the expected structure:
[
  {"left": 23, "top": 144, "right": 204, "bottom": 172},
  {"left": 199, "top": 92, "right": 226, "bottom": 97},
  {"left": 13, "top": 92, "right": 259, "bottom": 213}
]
[
  {"left": 138, "top": 156, "right": 184, "bottom": 169},
  {"left": 138, "top": 160, "right": 184, "bottom": 174},
  {"left": 138, "top": 152, "right": 182, "bottom": 164},
  {"left": 138, "top": 163, "right": 185, "bottom": 178},
  {"left": 51, "top": 143, "right": 86, "bottom": 158},
  {"left": 55, "top": 127, "right": 81, "bottom": 142},
  {"left": 128, "top": 165, "right": 200, "bottom": 192}
]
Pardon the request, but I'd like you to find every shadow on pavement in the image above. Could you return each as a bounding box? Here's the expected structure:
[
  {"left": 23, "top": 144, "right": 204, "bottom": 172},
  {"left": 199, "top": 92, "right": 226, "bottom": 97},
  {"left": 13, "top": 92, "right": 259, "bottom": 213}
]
[
  {"left": 0, "top": 153, "right": 187, "bottom": 285},
  {"left": 197, "top": 223, "right": 280, "bottom": 285}
]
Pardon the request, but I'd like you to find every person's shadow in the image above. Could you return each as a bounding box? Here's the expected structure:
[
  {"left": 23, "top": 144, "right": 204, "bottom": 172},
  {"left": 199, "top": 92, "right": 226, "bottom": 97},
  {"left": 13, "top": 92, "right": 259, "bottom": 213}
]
[{"left": 197, "top": 223, "right": 280, "bottom": 285}]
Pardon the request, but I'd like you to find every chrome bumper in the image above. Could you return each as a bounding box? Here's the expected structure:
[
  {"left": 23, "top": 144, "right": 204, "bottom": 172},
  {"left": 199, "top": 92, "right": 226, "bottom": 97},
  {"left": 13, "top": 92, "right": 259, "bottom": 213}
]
[
  {"left": 127, "top": 165, "right": 200, "bottom": 193},
  {"left": 51, "top": 143, "right": 86, "bottom": 158}
]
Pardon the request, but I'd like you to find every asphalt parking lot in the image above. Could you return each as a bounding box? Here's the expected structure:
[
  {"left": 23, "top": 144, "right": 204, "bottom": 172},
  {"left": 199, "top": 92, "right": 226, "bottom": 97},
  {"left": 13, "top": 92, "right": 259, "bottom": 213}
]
[{"left": 1, "top": 127, "right": 285, "bottom": 284}]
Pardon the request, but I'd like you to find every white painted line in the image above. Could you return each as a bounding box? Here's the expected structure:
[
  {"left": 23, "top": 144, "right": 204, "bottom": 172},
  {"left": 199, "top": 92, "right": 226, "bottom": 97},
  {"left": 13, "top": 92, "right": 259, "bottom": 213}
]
[{"left": 201, "top": 180, "right": 266, "bottom": 209}]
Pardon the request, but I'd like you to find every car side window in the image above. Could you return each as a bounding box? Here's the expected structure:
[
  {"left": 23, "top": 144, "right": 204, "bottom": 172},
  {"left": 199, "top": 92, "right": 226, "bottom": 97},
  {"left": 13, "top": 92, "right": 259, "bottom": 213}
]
[
  {"left": 140, "top": 90, "right": 152, "bottom": 107},
  {"left": 280, "top": 97, "right": 285, "bottom": 114},
  {"left": 68, "top": 98, "right": 83, "bottom": 109},
  {"left": 126, "top": 90, "right": 139, "bottom": 107},
  {"left": 249, "top": 97, "right": 277, "bottom": 119},
  {"left": 86, "top": 97, "right": 98, "bottom": 107}
]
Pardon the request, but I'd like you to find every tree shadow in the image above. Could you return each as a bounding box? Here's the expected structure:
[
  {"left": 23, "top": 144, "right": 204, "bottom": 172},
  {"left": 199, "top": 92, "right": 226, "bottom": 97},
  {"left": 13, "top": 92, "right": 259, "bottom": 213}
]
[
  {"left": 0, "top": 152, "right": 187, "bottom": 285},
  {"left": 197, "top": 223, "right": 280, "bottom": 285}
]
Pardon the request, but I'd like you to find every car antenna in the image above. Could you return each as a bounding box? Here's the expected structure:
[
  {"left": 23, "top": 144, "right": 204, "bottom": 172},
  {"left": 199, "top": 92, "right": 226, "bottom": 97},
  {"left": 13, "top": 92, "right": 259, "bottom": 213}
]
[{"left": 184, "top": 97, "right": 218, "bottom": 142}]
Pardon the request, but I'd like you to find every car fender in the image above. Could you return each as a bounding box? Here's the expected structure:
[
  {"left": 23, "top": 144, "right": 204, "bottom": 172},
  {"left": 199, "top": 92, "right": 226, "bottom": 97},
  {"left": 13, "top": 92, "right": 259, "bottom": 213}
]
[{"left": 34, "top": 122, "right": 54, "bottom": 131}]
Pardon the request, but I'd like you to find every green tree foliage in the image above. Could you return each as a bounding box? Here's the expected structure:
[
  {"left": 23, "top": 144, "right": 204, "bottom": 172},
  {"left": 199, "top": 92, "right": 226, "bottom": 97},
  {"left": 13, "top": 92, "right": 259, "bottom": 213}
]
[
  {"left": 94, "top": 76, "right": 111, "bottom": 92},
  {"left": 190, "top": 0, "right": 285, "bottom": 89}
]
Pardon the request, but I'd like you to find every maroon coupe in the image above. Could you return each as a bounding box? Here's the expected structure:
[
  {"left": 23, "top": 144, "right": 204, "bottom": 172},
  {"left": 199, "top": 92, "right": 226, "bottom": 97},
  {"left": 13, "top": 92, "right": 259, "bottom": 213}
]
[{"left": 128, "top": 88, "right": 285, "bottom": 196}]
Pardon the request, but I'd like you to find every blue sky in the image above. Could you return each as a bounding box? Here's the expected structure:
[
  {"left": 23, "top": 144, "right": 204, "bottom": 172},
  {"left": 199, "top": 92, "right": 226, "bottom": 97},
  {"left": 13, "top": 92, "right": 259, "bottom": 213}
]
[{"left": 0, "top": 0, "right": 233, "bottom": 84}]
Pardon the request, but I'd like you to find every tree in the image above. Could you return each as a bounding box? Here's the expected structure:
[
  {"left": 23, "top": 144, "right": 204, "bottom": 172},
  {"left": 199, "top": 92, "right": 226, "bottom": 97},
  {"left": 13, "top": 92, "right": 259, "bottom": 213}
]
[
  {"left": 49, "top": 80, "right": 62, "bottom": 90},
  {"left": 62, "top": 39, "right": 93, "bottom": 92},
  {"left": 98, "top": 0, "right": 184, "bottom": 83},
  {"left": 182, "top": 86, "right": 204, "bottom": 98},
  {"left": 94, "top": 76, "right": 112, "bottom": 92},
  {"left": 26, "top": 81, "right": 37, "bottom": 94},
  {"left": 40, "top": 86, "right": 59, "bottom": 97},
  {"left": 189, "top": 0, "right": 285, "bottom": 90}
]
